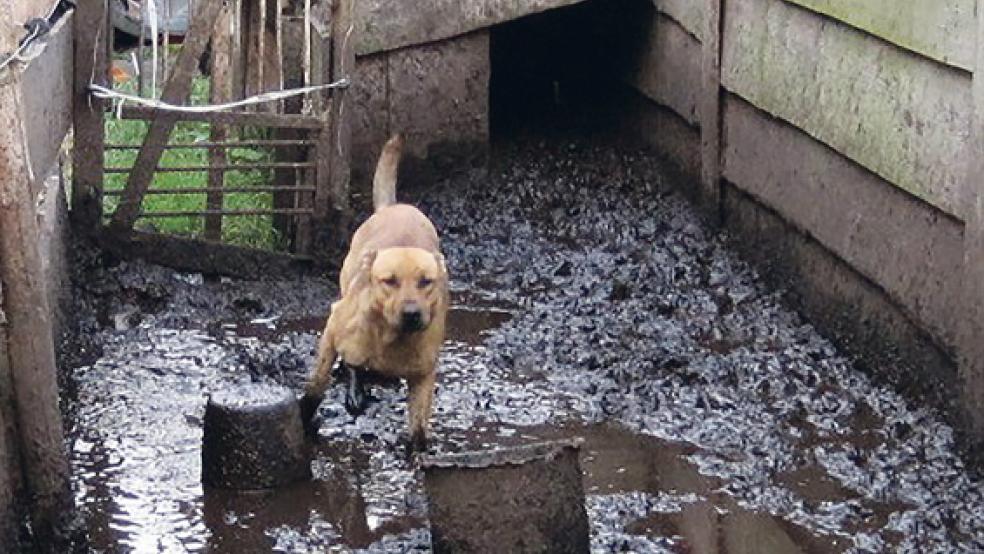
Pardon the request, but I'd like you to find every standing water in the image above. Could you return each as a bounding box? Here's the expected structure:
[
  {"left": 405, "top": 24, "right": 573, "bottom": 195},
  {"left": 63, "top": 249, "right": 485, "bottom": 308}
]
[{"left": 64, "top": 138, "right": 984, "bottom": 552}]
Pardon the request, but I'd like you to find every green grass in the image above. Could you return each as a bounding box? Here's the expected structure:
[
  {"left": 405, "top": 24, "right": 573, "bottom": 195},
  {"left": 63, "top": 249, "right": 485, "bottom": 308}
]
[{"left": 104, "top": 77, "right": 286, "bottom": 250}]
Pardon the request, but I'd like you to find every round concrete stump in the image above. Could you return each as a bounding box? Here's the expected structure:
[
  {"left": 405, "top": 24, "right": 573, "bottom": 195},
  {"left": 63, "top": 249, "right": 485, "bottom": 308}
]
[
  {"left": 420, "top": 439, "right": 589, "bottom": 554},
  {"left": 202, "top": 383, "right": 310, "bottom": 489}
]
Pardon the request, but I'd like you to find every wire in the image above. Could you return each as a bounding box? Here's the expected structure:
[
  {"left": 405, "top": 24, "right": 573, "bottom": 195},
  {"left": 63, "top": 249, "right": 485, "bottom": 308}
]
[
  {"left": 88, "top": 78, "right": 351, "bottom": 114},
  {"left": 0, "top": 0, "right": 74, "bottom": 73}
]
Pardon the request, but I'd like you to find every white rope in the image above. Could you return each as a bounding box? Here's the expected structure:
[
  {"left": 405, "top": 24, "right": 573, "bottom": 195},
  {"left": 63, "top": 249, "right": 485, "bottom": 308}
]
[{"left": 88, "top": 78, "right": 351, "bottom": 114}]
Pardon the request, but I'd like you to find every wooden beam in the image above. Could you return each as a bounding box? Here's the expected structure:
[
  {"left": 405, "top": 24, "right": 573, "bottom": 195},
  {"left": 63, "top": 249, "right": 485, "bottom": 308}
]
[
  {"left": 98, "top": 229, "right": 327, "bottom": 279},
  {"left": 958, "top": 0, "right": 984, "bottom": 467},
  {"left": 208, "top": 4, "right": 236, "bottom": 241},
  {"left": 698, "top": 0, "right": 723, "bottom": 223},
  {"left": 72, "top": 0, "right": 109, "bottom": 231},
  {"left": 0, "top": 13, "right": 70, "bottom": 544},
  {"left": 109, "top": 0, "right": 227, "bottom": 232},
  {"left": 314, "top": 0, "right": 354, "bottom": 251},
  {"left": 0, "top": 281, "right": 23, "bottom": 554}
]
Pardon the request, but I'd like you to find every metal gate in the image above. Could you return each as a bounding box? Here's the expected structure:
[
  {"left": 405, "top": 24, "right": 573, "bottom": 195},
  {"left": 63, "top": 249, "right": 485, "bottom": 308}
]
[{"left": 72, "top": 0, "right": 354, "bottom": 258}]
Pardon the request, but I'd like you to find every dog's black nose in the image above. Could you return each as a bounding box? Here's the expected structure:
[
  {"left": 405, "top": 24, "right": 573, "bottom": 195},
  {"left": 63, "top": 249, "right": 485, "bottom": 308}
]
[{"left": 400, "top": 306, "right": 425, "bottom": 332}]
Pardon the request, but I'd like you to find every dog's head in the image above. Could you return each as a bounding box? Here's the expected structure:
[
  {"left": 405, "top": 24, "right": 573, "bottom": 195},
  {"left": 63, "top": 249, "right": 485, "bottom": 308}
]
[{"left": 361, "top": 247, "right": 447, "bottom": 334}]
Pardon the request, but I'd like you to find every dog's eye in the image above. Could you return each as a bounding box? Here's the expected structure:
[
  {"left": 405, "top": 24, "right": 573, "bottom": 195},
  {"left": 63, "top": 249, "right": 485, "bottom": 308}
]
[
  {"left": 418, "top": 277, "right": 433, "bottom": 289},
  {"left": 382, "top": 277, "right": 399, "bottom": 287}
]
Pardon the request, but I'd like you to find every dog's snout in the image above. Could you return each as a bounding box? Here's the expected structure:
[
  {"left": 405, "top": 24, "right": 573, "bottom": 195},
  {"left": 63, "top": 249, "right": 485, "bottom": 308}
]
[{"left": 400, "top": 305, "right": 425, "bottom": 332}]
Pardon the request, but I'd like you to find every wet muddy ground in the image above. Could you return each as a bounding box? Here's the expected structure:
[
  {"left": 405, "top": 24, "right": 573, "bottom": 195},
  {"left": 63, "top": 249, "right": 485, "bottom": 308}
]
[{"left": 63, "top": 137, "right": 984, "bottom": 553}]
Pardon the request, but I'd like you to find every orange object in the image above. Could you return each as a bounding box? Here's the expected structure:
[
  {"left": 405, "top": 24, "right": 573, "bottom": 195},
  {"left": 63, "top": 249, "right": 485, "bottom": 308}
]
[{"left": 110, "top": 64, "right": 131, "bottom": 84}]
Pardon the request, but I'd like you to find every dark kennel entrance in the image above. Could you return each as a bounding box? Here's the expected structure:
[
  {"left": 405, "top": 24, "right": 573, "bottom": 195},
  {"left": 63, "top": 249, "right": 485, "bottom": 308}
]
[{"left": 489, "top": 0, "right": 652, "bottom": 139}]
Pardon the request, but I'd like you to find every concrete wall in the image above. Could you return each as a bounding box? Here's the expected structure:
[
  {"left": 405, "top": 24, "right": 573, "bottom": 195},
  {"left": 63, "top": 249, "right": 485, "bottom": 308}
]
[
  {"left": 621, "top": 0, "right": 984, "bottom": 460},
  {"left": 351, "top": 31, "right": 490, "bottom": 203},
  {"left": 349, "top": 0, "right": 601, "bottom": 203}
]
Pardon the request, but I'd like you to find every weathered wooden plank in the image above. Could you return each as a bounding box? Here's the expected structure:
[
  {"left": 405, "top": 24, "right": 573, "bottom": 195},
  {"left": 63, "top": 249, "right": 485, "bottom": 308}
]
[
  {"left": 314, "top": 0, "right": 355, "bottom": 251},
  {"left": 355, "top": 0, "right": 587, "bottom": 55},
  {"left": 653, "top": 0, "right": 706, "bottom": 42},
  {"left": 21, "top": 14, "right": 73, "bottom": 185},
  {"left": 785, "top": 0, "right": 974, "bottom": 72},
  {"left": 72, "top": 0, "right": 108, "bottom": 231},
  {"left": 626, "top": 12, "right": 701, "bottom": 127},
  {"left": 0, "top": 290, "right": 23, "bottom": 553},
  {"left": 109, "top": 0, "right": 226, "bottom": 231},
  {"left": 722, "top": 95, "right": 963, "bottom": 348},
  {"left": 98, "top": 230, "right": 324, "bottom": 278},
  {"left": 120, "top": 105, "right": 325, "bottom": 128},
  {"left": 698, "top": 0, "right": 722, "bottom": 221},
  {"left": 956, "top": 0, "right": 984, "bottom": 464},
  {"left": 722, "top": 0, "right": 972, "bottom": 219},
  {"left": 208, "top": 4, "right": 235, "bottom": 241},
  {"left": 0, "top": 22, "right": 70, "bottom": 543}
]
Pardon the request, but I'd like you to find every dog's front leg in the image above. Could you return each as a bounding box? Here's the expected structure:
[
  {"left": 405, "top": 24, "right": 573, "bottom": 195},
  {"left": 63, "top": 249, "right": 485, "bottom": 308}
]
[
  {"left": 343, "top": 363, "right": 370, "bottom": 416},
  {"left": 406, "top": 372, "right": 436, "bottom": 452},
  {"left": 300, "top": 326, "right": 338, "bottom": 429}
]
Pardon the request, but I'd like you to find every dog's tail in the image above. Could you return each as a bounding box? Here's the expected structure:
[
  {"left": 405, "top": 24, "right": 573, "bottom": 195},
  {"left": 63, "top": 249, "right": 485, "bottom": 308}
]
[{"left": 372, "top": 134, "right": 403, "bottom": 211}]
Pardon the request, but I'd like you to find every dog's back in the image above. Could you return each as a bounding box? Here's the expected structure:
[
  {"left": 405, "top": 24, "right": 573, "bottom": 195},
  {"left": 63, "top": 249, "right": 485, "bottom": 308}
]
[{"left": 341, "top": 135, "right": 440, "bottom": 293}]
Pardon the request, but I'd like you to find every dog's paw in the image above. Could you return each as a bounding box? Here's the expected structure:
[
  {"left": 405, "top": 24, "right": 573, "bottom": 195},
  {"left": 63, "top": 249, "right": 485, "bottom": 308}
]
[
  {"left": 343, "top": 369, "right": 370, "bottom": 416},
  {"left": 303, "top": 415, "right": 323, "bottom": 438},
  {"left": 400, "top": 430, "right": 429, "bottom": 458},
  {"left": 298, "top": 392, "right": 324, "bottom": 424}
]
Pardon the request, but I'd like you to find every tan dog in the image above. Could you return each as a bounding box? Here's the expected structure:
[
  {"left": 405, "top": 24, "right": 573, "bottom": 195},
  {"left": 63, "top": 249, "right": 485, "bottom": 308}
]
[{"left": 300, "top": 135, "right": 448, "bottom": 451}]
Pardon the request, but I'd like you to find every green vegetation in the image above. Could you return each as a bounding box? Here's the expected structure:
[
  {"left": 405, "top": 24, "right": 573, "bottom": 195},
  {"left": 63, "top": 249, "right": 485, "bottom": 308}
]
[{"left": 104, "top": 77, "right": 285, "bottom": 250}]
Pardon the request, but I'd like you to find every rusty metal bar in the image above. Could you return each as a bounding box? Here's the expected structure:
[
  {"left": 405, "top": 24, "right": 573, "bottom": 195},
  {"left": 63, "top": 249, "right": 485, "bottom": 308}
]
[
  {"left": 119, "top": 105, "right": 325, "bottom": 128},
  {"left": 103, "top": 186, "right": 316, "bottom": 196},
  {"left": 104, "top": 161, "right": 315, "bottom": 173},
  {"left": 137, "top": 208, "right": 314, "bottom": 218},
  {"left": 105, "top": 139, "right": 314, "bottom": 150}
]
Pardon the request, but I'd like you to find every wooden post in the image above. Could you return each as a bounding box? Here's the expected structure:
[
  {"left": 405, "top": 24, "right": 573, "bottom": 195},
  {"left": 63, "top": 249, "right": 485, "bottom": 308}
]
[
  {"left": 0, "top": 9, "right": 71, "bottom": 544},
  {"left": 109, "top": 0, "right": 226, "bottom": 232},
  {"left": 273, "top": 0, "right": 302, "bottom": 245},
  {"left": 207, "top": 5, "right": 235, "bottom": 241},
  {"left": 959, "top": 0, "right": 984, "bottom": 465},
  {"left": 72, "top": 0, "right": 109, "bottom": 232},
  {"left": 314, "top": 0, "right": 354, "bottom": 251},
  {"left": 698, "top": 0, "right": 723, "bottom": 224},
  {"left": 0, "top": 294, "right": 23, "bottom": 552}
]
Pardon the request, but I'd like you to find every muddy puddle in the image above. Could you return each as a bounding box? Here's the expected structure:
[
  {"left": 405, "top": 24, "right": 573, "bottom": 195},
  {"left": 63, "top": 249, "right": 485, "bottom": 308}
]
[{"left": 65, "top": 138, "right": 984, "bottom": 553}]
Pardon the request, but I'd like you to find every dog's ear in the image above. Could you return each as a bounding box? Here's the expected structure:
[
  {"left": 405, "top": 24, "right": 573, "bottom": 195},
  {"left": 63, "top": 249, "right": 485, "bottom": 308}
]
[
  {"left": 360, "top": 250, "right": 378, "bottom": 276},
  {"left": 433, "top": 252, "right": 448, "bottom": 280},
  {"left": 350, "top": 250, "right": 377, "bottom": 290}
]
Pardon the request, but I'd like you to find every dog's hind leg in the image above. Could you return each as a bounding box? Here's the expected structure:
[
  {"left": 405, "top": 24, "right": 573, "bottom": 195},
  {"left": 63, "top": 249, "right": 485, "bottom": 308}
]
[
  {"left": 406, "top": 371, "right": 436, "bottom": 452},
  {"left": 300, "top": 326, "right": 338, "bottom": 429}
]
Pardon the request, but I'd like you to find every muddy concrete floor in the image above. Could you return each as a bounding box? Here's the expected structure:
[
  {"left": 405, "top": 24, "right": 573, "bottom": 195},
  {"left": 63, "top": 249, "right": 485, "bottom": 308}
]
[{"left": 63, "top": 137, "right": 984, "bottom": 553}]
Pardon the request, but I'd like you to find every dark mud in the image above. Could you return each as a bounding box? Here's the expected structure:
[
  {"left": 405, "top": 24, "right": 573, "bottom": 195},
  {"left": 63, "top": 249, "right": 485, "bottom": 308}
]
[{"left": 62, "top": 138, "right": 984, "bottom": 553}]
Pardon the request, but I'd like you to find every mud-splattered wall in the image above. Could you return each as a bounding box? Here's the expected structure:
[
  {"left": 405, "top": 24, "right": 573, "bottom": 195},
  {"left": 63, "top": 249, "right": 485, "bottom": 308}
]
[
  {"left": 621, "top": 0, "right": 984, "bottom": 464},
  {"left": 0, "top": 0, "right": 74, "bottom": 549},
  {"left": 349, "top": 0, "right": 984, "bottom": 463}
]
